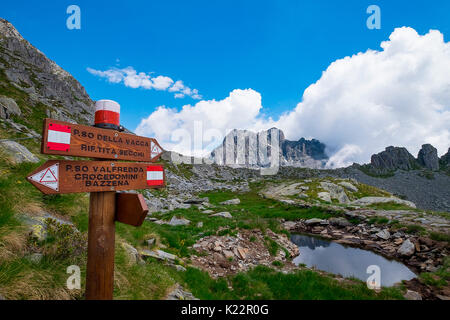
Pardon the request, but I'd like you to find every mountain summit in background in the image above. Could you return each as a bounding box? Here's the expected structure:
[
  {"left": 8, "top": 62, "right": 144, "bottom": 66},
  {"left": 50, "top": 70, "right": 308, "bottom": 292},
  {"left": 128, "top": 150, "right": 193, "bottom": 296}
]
[{"left": 210, "top": 127, "right": 328, "bottom": 169}]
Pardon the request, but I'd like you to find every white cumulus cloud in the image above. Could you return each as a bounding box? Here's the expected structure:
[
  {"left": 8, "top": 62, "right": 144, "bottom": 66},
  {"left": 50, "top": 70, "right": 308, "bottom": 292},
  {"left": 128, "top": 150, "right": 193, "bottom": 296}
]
[
  {"left": 87, "top": 66, "right": 201, "bottom": 99},
  {"left": 135, "top": 27, "right": 450, "bottom": 165}
]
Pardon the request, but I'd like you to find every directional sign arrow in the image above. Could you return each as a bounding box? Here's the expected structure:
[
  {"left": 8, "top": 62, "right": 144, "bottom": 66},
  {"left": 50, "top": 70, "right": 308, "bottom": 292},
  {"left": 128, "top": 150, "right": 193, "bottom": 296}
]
[
  {"left": 27, "top": 160, "right": 165, "bottom": 194},
  {"left": 115, "top": 193, "right": 149, "bottom": 227},
  {"left": 41, "top": 118, "right": 163, "bottom": 162}
]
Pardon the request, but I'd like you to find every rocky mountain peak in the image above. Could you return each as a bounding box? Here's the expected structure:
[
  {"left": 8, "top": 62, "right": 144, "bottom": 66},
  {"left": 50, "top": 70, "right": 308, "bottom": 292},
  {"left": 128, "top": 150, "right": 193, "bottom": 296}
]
[
  {"left": 370, "top": 146, "right": 418, "bottom": 173},
  {"left": 0, "top": 18, "right": 94, "bottom": 129},
  {"left": 210, "top": 127, "right": 328, "bottom": 168},
  {"left": 417, "top": 144, "right": 439, "bottom": 171}
]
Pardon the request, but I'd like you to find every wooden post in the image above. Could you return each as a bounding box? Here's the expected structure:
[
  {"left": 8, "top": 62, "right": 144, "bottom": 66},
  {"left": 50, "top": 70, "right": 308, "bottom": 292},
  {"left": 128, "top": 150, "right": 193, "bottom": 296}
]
[{"left": 85, "top": 190, "right": 116, "bottom": 300}]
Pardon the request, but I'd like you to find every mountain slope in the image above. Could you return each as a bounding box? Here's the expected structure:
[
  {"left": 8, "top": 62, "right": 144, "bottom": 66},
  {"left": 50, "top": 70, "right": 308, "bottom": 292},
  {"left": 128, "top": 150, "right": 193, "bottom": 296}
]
[{"left": 0, "top": 18, "right": 94, "bottom": 133}]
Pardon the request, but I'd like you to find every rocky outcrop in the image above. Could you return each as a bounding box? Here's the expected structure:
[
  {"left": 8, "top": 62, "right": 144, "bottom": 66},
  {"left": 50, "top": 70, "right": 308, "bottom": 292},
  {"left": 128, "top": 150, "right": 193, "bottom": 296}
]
[
  {"left": 0, "top": 96, "right": 21, "bottom": 119},
  {"left": 351, "top": 196, "right": 416, "bottom": 208},
  {"left": 440, "top": 148, "right": 450, "bottom": 167},
  {"left": 0, "top": 19, "right": 95, "bottom": 126},
  {"left": 370, "top": 146, "right": 418, "bottom": 173},
  {"left": 0, "top": 140, "right": 39, "bottom": 164},
  {"left": 417, "top": 144, "right": 439, "bottom": 171},
  {"left": 209, "top": 127, "right": 328, "bottom": 169}
]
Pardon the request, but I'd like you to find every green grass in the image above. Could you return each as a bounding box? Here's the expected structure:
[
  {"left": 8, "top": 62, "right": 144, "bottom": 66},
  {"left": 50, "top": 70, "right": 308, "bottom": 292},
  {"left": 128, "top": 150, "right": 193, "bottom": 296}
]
[
  {"left": 114, "top": 189, "right": 339, "bottom": 259},
  {"left": 368, "top": 202, "right": 414, "bottom": 211},
  {"left": 180, "top": 265, "right": 404, "bottom": 300},
  {"left": 419, "top": 256, "right": 450, "bottom": 288},
  {"left": 429, "top": 232, "right": 450, "bottom": 244}
]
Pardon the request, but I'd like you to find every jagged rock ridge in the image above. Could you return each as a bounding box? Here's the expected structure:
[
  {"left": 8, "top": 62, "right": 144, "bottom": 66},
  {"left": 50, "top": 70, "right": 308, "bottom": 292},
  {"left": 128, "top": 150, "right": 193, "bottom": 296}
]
[{"left": 366, "top": 144, "right": 447, "bottom": 174}]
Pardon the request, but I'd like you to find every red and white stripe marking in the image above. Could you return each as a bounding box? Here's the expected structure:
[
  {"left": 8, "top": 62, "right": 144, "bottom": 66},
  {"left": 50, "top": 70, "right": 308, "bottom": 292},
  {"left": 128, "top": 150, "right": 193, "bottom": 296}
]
[
  {"left": 146, "top": 165, "right": 164, "bottom": 186},
  {"left": 94, "top": 100, "right": 120, "bottom": 126},
  {"left": 47, "top": 123, "right": 71, "bottom": 151}
]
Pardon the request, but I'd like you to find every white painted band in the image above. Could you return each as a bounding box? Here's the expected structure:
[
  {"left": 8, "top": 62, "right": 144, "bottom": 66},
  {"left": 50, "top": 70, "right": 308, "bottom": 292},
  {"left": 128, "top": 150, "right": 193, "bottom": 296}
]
[
  {"left": 48, "top": 130, "right": 71, "bottom": 145},
  {"left": 147, "top": 171, "right": 163, "bottom": 181},
  {"left": 95, "top": 99, "right": 120, "bottom": 113}
]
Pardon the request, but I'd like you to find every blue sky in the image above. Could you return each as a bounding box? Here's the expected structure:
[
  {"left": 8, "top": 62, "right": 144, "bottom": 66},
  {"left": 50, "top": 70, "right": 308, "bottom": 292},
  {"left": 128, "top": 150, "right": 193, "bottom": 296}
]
[
  {"left": 2, "top": 1, "right": 450, "bottom": 165},
  {"left": 2, "top": 0, "right": 448, "bottom": 129}
]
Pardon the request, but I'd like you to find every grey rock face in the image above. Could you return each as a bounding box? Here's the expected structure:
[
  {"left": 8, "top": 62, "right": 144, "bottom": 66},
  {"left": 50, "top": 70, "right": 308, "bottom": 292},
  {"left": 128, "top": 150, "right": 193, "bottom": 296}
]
[
  {"left": 0, "top": 19, "right": 95, "bottom": 125},
  {"left": 0, "top": 140, "right": 39, "bottom": 163},
  {"left": 320, "top": 182, "right": 349, "bottom": 204},
  {"left": 397, "top": 239, "right": 415, "bottom": 256},
  {"left": 417, "top": 144, "right": 439, "bottom": 171},
  {"left": 209, "top": 127, "right": 328, "bottom": 168},
  {"left": 168, "top": 216, "right": 191, "bottom": 226},
  {"left": 210, "top": 212, "right": 232, "bottom": 219},
  {"left": 220, "top": 198, "right": 240, "bottom": 205},
  {"left": 351, "top": 196, "right": 416, "bottom": 208},
  {"left": 375, "top": 229, "right": 390, "bottom": 240},
  {"left": 0, "top": 96, "right": 21, "bottom": 119},
  {"left": 440, "top": 148, "right": 450, "bottom": 166},
  {"left": 370, "top": 146, "right": 418, "bottom": 173}
]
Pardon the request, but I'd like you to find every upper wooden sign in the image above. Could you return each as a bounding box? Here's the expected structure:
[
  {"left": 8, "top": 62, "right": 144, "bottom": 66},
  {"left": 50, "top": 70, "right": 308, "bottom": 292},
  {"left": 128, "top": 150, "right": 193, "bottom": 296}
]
[
  {"left": 41, "top": 118, "right": 163, "bottom": 162},
  {"left": 27, "top": 160, "right": 165, "bottom": 194}
]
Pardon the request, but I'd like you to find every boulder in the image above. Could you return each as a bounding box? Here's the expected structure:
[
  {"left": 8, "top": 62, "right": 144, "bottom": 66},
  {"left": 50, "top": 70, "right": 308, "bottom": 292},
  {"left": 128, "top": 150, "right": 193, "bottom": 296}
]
[
  {"left": 397, "top": 239, "right": 415, "bottom": 256},
  {"left": 305, "top": 218, "right": 325, "bottom": 226},
  {"left": 320, "top": 182, "right": 349, "bottom": 204},
  {"left": 220, "top": 198, "right": 240, "bottom": 205},
  {"left": 122, "top": 243, "right": 140, "bottom": 264},
  {"left": 351, "top": 196, "right": 416, "bottom": 208},
  {"left": 210, "top": 212, "right": 232, "bottom": 219},
  {"left": 417, "top": 144, "right": 439, "bottom": 171},
  {"left": 140, "top": 249, "right": 177, "bottom": 262},
  {"left": 166, "top": 284, "right": 199, "bottom": 300},
  {"left": 338, "top": 181, "right": 358, "bottom": 192},
  {"left": 317, "top": 192, "right": 331, "bottom": 202},
  {"left": 0, "top": 140, "right": 39, "bottom": 164},
  {"left": 0, "top": 96, "right": 21, "bottom": 119},
  {"left": 375, "top": 230, "right": 390, "bottom": 240},
  {"left": 167, "top": 216, "right": 190, "bottom": 226}
]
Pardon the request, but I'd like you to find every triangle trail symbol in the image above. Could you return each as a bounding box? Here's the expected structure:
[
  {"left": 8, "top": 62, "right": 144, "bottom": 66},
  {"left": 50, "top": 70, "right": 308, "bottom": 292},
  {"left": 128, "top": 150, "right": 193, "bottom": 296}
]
[{"left": 30, "top": 163, "right": 59, "bottom": 191}]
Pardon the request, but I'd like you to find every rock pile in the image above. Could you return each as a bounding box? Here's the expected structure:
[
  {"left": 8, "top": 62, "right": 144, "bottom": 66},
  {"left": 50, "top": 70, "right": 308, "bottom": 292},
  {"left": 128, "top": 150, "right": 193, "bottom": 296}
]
[{"left": 191, "top": 229, "right": 299, "bottom": 278}]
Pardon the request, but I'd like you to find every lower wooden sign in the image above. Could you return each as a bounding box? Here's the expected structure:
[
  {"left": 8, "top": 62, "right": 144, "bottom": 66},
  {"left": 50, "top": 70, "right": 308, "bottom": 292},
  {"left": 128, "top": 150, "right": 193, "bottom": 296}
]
[
  {"left": 27, "top": 160, "right": 165, "bottom": 194},
  {"left": 115, "top": 193, "right": 149, "bottom": 227}
]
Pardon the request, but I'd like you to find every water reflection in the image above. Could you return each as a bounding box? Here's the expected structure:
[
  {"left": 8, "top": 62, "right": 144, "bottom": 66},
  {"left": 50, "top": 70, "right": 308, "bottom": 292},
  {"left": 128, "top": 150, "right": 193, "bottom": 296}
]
[{"left": 291, "top": 234, "right": 416, "bottom": 287}]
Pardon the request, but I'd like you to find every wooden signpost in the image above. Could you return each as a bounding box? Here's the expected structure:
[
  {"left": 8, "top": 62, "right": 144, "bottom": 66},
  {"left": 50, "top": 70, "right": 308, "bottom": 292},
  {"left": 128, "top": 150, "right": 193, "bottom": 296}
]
[
  {"left": 26, "top": 103, "right": 165, "bottom": 300},
  {"left": 41, "top": 118, "right": 163, "bottom": 162}
]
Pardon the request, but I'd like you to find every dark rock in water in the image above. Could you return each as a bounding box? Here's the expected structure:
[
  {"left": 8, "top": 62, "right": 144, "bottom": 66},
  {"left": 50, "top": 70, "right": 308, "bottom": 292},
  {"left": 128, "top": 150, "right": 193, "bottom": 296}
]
[
  {"left": 370, "top": 146, "right": 418, "bottom": 173},
  {"left": 417, "top": 144, "right": 439, "bottom": 171}
]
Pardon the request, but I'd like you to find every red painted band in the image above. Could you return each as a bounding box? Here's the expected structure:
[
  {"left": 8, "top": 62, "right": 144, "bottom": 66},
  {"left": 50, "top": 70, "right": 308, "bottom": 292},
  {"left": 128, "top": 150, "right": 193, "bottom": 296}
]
[
  {"left": 48, "top": 123, "right": 71, "bottom": 133},
  {"left": 147, "top": 180, "right": 164, "bottom": 186},
  {"left": 94, "top": 110, "right": 120, "bottom": 126},
  {"left": 147, "top": 165, "right": 164, "bottom": 171},
  {"left": 47, "top": 141, "right": 70, "bottom": 151}
]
